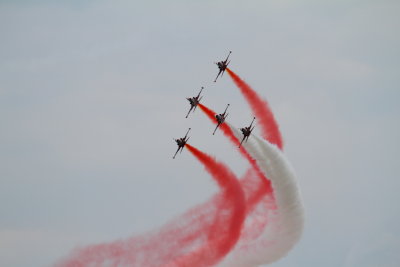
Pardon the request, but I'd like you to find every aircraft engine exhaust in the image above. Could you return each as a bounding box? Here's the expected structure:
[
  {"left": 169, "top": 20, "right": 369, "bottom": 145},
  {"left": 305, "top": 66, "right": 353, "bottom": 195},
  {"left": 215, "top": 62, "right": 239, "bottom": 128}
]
[{"left": 226, "top": 68, "right": 283, "bottom": 150}]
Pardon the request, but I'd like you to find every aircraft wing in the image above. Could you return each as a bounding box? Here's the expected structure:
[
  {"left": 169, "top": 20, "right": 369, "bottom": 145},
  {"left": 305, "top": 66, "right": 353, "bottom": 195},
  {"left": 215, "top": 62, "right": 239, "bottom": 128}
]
[
  {"left": 213, "top": 123, "right": 221, "bottom": 135},
  {"left": 249, "top": 125, "right": 255, "bottom": 136},
  {"left": 238, "top": 135, "right": 246, "bottom": 148},
  {"left": 214, "top": 70, "right": 222, "bottom": 82},
  {"left": 173, "top": 147, "right": 180, "bottom": 159},
  {"left": 185, "top": 106, "right": 194, "bottom": 118},
  {"left": 197, "top": 88, "right": 203, "bottom": 98}
]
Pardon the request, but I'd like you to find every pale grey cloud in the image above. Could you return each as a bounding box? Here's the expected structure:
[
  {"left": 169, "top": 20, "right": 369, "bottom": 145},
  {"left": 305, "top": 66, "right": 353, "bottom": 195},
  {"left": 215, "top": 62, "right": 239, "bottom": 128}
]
[{"left": 1, "top": 1, "right": 399, "bottom": 266}]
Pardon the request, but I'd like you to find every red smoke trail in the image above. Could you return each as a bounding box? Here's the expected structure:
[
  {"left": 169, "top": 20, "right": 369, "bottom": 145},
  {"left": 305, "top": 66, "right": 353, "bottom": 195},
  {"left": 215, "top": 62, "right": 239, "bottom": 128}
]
[
  {"left": 57, "top": 66, "right": 290, "bottom": 267},
  {"left": 226, "top": 68, "right": 283, "bottom": 150},
  {"left": 197, "top": 103, "right": 276, "bottom": 245},
  {"left": 56, "top": 145, "right": 245, "bottom": 267},
  {"left": 173, "top": 144, "right": 246, "bottom": 267},
  {"left": 198, "top": 103, "right": 274, "bottom": 209}
]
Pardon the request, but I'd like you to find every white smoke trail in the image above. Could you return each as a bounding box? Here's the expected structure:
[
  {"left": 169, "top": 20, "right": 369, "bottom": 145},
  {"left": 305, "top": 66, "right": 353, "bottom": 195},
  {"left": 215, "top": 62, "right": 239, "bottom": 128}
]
[{"left": 219, "top": 123, "right": 304, "bottom": 267}]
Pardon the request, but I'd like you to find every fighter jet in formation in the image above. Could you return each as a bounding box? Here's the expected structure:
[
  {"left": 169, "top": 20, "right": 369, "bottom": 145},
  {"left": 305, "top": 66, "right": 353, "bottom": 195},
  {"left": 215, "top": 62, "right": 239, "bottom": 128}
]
[
  {"left": 213, "top": 104, "right": 230, "bottom": 135},
  {"left": 185, "top": 87, "right": 204, "bottom": 118},
  {"left": 239, "top": 117, "right": 255, "bottom": 148},
  {"left": 173, "top": 128, "right": 191, "bottom": 159},
  {"left": 214, "top": 51, "right": 232, "bottom": 82}
]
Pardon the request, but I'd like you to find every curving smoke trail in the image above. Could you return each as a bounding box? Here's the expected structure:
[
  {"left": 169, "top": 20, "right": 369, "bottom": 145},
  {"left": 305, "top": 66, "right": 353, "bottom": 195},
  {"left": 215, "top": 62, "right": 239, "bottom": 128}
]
[
  {"left": 220, "top": 125, "right": 304, "bottom": 267},
  {"left": 198, "top": 103, "right": 274, "bottom": 212},
  {"left": 226, "top": 68, "right": 283, "bottom": 150},
  {"left": 197, "top": 103, "right": 277, "bottom": 252},
  {"left": 175, "top": 144, "right": 246, "bottom": 267},
  {"left": 197, "top": 89, "right": 302, "bottom": 266},
  {"left": 56, "top": 145, "right": 245, "bottom": 267},
  {"left": 56, "top": 68, "right": 302, "bottom": 267}
]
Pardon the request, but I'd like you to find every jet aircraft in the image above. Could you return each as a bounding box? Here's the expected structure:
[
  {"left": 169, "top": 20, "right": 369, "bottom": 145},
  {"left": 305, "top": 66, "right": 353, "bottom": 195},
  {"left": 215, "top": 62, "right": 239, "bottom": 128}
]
[
  {"left": 213, "top": 104, "right": 230, "bottom": 135},
  {"left": 173, "top": 128, "right": 191, "bottom": 159},
  {"left": 239, "top": 117, "right": 255, "bottom": 148},
  {"left": 185, "top": 87, "right": 204, "bottom": 118},
  {"left": 214, "top": 51, "right": 232, "bottom": 82}
]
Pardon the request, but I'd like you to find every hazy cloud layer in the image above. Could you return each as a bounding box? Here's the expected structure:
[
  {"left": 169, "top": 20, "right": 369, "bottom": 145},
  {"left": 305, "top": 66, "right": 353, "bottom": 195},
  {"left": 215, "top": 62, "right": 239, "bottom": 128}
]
[{"left": 1, "top": 1, "right": 399, "bottom": 266}]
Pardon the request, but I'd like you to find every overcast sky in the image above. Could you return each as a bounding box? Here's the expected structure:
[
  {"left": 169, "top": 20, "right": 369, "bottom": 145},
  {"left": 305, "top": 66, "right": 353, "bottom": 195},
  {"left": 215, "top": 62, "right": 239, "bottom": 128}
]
[{"left": 1, "top": 1, "right": 399, "bottom": 266}]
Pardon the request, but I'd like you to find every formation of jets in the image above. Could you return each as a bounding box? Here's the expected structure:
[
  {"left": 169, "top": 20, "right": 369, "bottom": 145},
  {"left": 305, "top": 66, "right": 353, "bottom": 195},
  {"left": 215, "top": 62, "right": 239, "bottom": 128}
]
[{"left": 173, "top": 51, "right": 255, "bottom": 158}]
